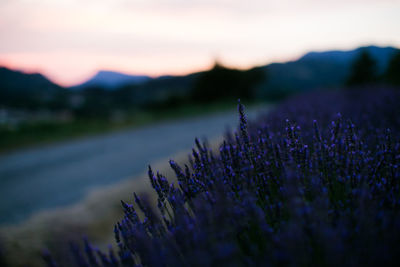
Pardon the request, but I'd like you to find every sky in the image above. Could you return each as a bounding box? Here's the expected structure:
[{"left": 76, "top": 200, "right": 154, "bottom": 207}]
[{"left": 0, "top": 0, "right": 399, "bottom": 86}]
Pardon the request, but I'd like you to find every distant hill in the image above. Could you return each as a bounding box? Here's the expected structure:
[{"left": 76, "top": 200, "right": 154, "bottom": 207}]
[
  {"left": 1, "top": 45, "right": 399, "bottom": 110},
  {"left": 257, "top": 45, "right": 399, "bottom": 98},
  {"left": 299, "top": 46, "right": 398, "bottom": 72},
  {"left": 0, "top": 67, "right": 66, "bottom": 109},
  {"left": 70, "top": 70, "right": 151, "bottom": 90}
]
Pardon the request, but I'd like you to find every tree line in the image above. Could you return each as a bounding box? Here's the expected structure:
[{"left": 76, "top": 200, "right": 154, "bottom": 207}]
[{"left": 347, "top": 49, "right": 400, "bottom": 87}]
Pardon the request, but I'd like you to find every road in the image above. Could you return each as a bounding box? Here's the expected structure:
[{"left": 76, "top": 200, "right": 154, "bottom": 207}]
[{"left": 0, "top": 107, "right": 265, "bottom": 224}]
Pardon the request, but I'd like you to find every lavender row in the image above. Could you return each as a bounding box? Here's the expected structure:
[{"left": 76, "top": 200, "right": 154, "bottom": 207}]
[{"left": 47, "top": 87, "right": 400, "bottom": 266}]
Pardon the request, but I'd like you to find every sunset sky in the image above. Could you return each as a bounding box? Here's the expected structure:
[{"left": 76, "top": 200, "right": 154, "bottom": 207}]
[{"left": 0, "top": 0, "right": 399, "bottom": 86}]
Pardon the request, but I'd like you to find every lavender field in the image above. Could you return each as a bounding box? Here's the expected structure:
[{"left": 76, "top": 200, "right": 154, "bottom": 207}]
[{"left": 41, "top": 87, "right": 400, "bottom": 266}]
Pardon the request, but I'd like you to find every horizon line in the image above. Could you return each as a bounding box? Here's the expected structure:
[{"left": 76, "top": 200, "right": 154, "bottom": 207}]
[{"left": 1, "top": 43, "right": 398, "bottom": 88}]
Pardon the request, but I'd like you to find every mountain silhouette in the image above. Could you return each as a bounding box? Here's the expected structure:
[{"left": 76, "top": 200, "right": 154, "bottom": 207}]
[
  {"left": 70, "top": 70, "right": 151, "bottom": 90},
  {"left": 0, "top": 67, "right": 66, "bottom": 109},
  {"left": 299, "top": 45, "right": 397, "bottom": 72},
  {"left": 256, "top": 45, "right": 398, "bottom": 98},
  {"left": 1, "top": 45, "right": 398, "bottom": 110}
]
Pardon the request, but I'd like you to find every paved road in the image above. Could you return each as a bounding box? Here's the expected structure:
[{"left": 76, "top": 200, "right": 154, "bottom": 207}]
[{"left": 0, "top": 107, "right": 264, "bottom": 224}]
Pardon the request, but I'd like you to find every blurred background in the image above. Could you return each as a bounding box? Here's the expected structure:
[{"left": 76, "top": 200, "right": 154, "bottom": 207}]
[{"left": 0, "top": 0, "right": 399, "bottom": 266}]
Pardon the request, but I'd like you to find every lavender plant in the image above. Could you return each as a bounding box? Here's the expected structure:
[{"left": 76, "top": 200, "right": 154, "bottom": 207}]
[{"left": 46, "top": 87, "right": 400, "bottom": 266}]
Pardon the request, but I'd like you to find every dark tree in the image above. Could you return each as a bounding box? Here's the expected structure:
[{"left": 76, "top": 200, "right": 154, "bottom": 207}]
[
  {"left": 191, "top": 62, "right": 265, "bottom": 103},
  {"left": 346, "top": 49, "right": 378, "bottom": 87},
  {"left": 384, "top": 50, "right": 400, "bottom": 86}
]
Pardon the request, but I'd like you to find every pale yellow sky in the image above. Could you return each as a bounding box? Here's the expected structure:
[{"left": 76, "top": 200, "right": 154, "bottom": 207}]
[{"left": 0, "top": 0, "right": 399, "bottom": 86}]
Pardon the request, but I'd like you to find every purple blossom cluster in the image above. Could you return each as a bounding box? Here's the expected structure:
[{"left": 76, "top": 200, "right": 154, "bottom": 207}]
[{"left": 46, "top": 88, "right": 400, "bottom": 266}]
